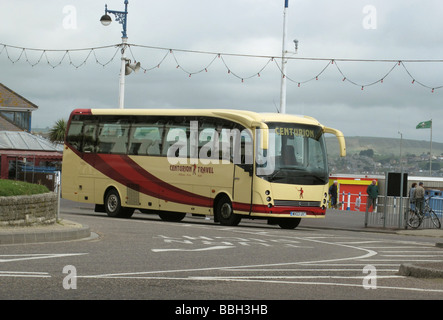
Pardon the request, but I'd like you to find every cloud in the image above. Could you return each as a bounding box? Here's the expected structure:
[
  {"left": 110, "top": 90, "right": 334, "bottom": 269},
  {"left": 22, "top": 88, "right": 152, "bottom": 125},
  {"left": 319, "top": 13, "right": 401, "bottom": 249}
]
[{"left": 0, "top": 0, "right": 442, "bottom": 144}]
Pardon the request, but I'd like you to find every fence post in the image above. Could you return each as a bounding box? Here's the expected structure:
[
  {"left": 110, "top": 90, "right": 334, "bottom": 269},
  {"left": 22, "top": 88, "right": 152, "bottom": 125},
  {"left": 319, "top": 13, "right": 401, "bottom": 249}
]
[
  {"left": 364, "top": 195, "right": 368, "bottom": 227},
  {"left": 398, "top": 196, "right": 403, "bottom": 228},
  {"left": 383, "top": 171, "right": 388, "bottom": 228},
  {"left": 346, "top": 192, "right": 351, "bottom": 210},
  {"left": 56, "top": 171, "right": 61, "bottom": 221},
  {"left": 356, "top": 192, "right": 361, "bottom": 211}
]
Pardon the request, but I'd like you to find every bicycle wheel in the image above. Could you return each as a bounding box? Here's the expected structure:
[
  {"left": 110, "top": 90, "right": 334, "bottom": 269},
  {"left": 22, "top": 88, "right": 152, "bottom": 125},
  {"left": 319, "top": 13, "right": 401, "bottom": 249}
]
[
  {"left": 407, "top": 210, "right": 422, "bottom": 229},
  {"left": 429, "top": 210, "right": 441, "bottom": 229}
]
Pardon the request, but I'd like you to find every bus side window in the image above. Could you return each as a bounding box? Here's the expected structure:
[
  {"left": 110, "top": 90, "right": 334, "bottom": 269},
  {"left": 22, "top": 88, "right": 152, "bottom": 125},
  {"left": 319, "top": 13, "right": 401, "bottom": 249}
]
[
  {"left": 217, "top": 121, "right": 249, "bottom": 164},
  {"left": 129, "top": 125, "right": 162, "bottom": 156},
  {"left": 199, "top": 126, "right": 218, "bottom": 160},
  {"left": 82, "top": 123, "right": 97, "bottom": 153},
  {"left": 66, "top": 120, "right": 83, "bottom": 152},
  {"left": 147, "top": 137, "right": 161, "bottom": 155},
  {"left": 97, "top": 123, "right": 129, "bottom": 154},
  {"left": 145, "top": 127, "right": 162, "bottom": 155},
  {"left": 240, "top": 130, "right": 253, "bottom": 165},
  {"left": 162, "top": 124, "right": 189, "bottom": 157}
]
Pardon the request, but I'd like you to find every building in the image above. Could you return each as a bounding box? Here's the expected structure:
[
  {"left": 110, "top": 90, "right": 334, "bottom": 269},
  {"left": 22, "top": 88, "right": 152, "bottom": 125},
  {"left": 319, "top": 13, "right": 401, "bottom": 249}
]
[
  {"left": 0, "top": 83, "right": 38, "bottom": 132},
  {"left": 0, "top": 84, "right": 62, "bottom": 190},
  {"left": 0, "top": 131, "right": 63, "bottom": 190}
]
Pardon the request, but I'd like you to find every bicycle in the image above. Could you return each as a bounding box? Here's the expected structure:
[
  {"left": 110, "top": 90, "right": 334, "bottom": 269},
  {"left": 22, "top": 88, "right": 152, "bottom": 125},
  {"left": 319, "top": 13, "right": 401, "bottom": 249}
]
[{"left": 406, "top": 197, "right": 441, "bottom": 229}]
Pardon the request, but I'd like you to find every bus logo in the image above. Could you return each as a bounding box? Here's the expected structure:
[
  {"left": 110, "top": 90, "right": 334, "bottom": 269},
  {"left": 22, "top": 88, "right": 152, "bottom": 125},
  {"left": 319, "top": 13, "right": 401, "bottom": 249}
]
[
  {"left": 297, "top": 187, "right": 304, "bottom": 199},
  {"left": 169, "top": 164, "right": 214, "bottom": 175}
]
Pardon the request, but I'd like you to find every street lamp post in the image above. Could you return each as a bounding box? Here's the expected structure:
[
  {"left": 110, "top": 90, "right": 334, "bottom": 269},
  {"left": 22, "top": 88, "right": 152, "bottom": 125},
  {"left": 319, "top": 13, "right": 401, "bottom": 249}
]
[
  {"left": 279, "top": 0, "right": 289, "bottom": 114},
  {"left": 398, "top": 131, "right": 404, "bottom": 227},
  {"left": 279, "top": 1, "right": 297, "bottom": 114},
  {"left": 100, "top": 1, "right": 129, "bottom": 109}
]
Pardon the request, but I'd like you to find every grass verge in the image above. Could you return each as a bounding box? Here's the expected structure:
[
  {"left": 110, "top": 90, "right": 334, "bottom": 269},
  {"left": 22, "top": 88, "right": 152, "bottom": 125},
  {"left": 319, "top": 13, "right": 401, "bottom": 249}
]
[{"left": 0, "top": 179, "right": 49, "bottom": 196}]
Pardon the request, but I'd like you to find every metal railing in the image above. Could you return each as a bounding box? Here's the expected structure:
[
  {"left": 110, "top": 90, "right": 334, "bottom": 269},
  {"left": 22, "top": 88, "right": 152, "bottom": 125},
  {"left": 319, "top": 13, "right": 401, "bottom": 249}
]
[
  {"left": 365, "top": 196, "right": 443, "bottom": 229},
  {"left": 6, "top": 156, "right": 59, "bottom": 191}
]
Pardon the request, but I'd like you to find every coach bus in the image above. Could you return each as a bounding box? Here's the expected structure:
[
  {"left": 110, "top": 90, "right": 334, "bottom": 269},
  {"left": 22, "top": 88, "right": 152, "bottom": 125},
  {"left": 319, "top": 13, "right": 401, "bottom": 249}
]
[{"left": 61, "top": 108, "right": 346, "bottom": 229}]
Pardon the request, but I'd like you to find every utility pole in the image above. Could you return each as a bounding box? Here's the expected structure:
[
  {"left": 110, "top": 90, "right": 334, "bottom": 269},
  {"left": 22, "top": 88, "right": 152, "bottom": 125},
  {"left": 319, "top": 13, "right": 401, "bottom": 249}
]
[
  {"left": 100, "top": 1, "right": 129, "bottom": 109},
  {"left": 279, "top": 0, "right": 289, "bottom": 114}
]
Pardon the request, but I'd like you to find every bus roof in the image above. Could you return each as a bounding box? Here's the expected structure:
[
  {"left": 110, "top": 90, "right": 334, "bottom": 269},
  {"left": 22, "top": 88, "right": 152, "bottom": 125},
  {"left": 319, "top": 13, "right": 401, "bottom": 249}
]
[
  {"left": 70, "top": 108, "right": 346, "bottom": 156},
  {"left": 72, "top": 108, "right": 323, "bottom": 129}
]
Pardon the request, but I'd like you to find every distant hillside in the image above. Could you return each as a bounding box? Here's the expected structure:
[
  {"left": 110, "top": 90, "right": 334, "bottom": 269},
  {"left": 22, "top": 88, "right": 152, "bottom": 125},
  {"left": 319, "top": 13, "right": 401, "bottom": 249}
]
[{"left": 326, "top": 136, "right": 443, "bottom": 158}]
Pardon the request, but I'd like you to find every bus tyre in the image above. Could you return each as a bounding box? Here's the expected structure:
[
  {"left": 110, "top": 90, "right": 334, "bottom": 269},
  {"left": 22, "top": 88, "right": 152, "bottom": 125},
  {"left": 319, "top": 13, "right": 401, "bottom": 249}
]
[
  {"left": 105, "top": 189, "right": 134, "bottom": 218},
  {"left": 216, "top": 196, "right": 241, "bottom": 226},
  {"left": 158, "top": 212, "right": 186, "bottom": 222},
  {"left": 278, "top": 218, "right": 301, "bottom": 229}
]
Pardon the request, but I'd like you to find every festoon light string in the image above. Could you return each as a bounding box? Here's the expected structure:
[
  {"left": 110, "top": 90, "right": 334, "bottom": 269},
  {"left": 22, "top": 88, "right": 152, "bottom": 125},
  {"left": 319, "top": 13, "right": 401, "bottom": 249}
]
[{"left": 1, "top": 42, "right": 443, "bottom": 92}]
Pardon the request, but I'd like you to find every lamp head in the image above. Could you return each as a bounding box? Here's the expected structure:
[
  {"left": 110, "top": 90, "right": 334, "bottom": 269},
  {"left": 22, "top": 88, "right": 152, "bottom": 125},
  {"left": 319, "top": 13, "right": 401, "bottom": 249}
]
[
  {"left": 125, "top": 61, "right": 141, "bottom": 75},
  {"left": 100, "top": 14, "right": 112, "bottom": 26}
]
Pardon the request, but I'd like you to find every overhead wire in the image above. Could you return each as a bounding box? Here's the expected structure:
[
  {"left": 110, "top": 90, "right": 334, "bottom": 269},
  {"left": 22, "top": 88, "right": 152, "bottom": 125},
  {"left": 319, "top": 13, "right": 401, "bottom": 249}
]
[{"left": 1, "top": 42, "right": 443, "bottom": 92}]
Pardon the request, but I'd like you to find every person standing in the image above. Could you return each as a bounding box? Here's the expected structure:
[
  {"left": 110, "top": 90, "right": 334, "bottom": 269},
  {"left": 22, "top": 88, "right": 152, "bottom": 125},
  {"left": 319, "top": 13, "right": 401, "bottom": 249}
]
[
  {"left": 365, "top": 180, "right": 378, "bottom": 214},
  {"left": 414, "top": 182, "right": 425, "bottom": 214},
  {"left": 329, "top": 181, "right": 338, "bottom": 209}
]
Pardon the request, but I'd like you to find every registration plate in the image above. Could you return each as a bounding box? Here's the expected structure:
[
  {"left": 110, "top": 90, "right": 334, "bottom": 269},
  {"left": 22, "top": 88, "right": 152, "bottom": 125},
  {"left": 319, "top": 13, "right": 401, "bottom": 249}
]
[{"left": 290, "top": 211, "right": 306, "bottom": 217}]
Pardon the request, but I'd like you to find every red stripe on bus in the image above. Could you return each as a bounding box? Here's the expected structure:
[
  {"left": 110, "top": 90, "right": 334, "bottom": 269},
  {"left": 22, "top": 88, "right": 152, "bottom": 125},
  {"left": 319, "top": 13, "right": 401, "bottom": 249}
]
[
  {"left": 121, "top": 155, "right": 212, "bottom": 207},
  {"left": 93, "top": 154, "right": 213, "bottom": 207}
]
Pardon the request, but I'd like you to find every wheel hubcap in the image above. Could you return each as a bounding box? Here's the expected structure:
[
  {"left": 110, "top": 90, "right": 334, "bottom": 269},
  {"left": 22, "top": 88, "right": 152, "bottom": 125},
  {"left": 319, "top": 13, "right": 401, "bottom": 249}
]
[
  {"left": 107, "top": 195, "right": 118, "bottom": 212},
  {"left": 220, "top": 203, "right": 232, "bottom": 219}
]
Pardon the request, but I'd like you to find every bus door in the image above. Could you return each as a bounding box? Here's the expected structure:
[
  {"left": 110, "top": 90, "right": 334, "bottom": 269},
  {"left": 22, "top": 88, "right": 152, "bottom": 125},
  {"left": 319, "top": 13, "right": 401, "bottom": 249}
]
[
  {"left": 76, "top": 120, "right": 97, "bottom": 203},
  {"left": 233, "top": 164, "right": 253, "bottom": 213},
  {"left": 232, "top": 131, "right": 253, "bottom": 213},
  {"left": 64, "top": 117, "right": 97, "bottom": 203}
]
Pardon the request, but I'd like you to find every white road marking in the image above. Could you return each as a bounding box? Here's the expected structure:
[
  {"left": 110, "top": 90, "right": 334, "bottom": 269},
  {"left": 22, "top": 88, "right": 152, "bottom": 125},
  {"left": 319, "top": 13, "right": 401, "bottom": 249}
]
[
  {"left": 219, "top": 268, "right": 399, "bottom": 272},
  {"left": 0, "top": 253, "right": 88, "bottom": 263},
  {"left": 5, "top": 218, "right": 442, "bottom": 295},
  {"left": 0, "top": 271, "right": 50, "bottom": 278},
  {"left": 76, "top": 273, "right": 443, "bottom": 294},
  {"left": 151, "top": 246, "right": 234, "bottom": 252},
  {"left": 79, "top": 226, "right": 443, "bottom": 294},
  {"left": 381, "top": 254, "right": 443, "bottom": 257}
]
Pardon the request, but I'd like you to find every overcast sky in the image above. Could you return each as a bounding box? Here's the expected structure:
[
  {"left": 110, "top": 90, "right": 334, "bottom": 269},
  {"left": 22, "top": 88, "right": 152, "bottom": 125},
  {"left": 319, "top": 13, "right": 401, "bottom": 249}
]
[{"left": 1, "top": 0, "right": 442, "bottom": 144}]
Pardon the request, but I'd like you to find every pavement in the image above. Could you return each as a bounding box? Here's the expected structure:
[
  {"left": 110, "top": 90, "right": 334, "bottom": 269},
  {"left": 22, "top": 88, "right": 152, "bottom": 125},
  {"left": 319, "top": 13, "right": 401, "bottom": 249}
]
[
  {"left": 0, "top": 219, "right": 90, "bottom": 245},
  {"left": 0, "top": 207, "right": 442, "bottom": 279}
]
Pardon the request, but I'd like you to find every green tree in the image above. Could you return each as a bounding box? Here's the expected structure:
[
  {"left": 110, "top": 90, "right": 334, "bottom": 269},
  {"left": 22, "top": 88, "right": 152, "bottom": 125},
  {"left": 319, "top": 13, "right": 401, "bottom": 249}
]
[
  {"left": 359, "top": 149, "right": 374, "bottom": 158},
  {"left": 49, "top": 119, "right": 67, "bottom": 143},
  {"left": 419, "top": 161, "right": 441, "bottom": 171}
]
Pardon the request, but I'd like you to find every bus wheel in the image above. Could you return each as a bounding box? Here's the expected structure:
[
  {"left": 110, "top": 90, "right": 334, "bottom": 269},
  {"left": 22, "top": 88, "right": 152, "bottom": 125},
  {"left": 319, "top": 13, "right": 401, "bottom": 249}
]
[
  {"left": 278, "top": 218, "right": 301, "bottom": 229},
  {"left": 105, "top": 189, "right": 134, "bottom": 218},
  {"left": 216, "top": 196, "right": 241, "bottom": 226},
  {"left": 158, "top": 212, "right": 186, "bottom": 222}
]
